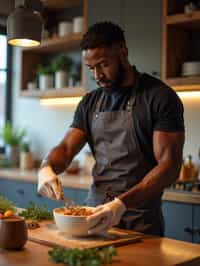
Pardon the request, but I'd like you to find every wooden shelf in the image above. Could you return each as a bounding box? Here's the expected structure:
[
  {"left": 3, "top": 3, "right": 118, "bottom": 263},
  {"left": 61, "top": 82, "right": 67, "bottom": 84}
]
[
  {"left": 162, "top": 1, "right": 200, "bottom": 91},
  {"left": 41, "top": 0, "right": 82, "bottom": 9},
  {"left": 23, "top": 33, "right": 83, "bottom": 54},
  {"left": 20, "top": 87, "right": 86, "bottom": 98},
  {"left": 166, "top": 10, "right": 200, "bottom": 29},
  {"left": 166, "top": 76, "right": 200, "bottom": 91},
  {"left": 20, "top": 0, "right": 87, "bottom": 99}
]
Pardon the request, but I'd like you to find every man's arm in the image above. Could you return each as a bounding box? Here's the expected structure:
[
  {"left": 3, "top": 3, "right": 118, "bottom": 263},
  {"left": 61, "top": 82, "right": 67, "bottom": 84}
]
[
  {"left": 118, "top": 131, "right": 185, "bottom": 208},
  {"left": 40, "top": 127, "right": 87, "bottom": 174}
]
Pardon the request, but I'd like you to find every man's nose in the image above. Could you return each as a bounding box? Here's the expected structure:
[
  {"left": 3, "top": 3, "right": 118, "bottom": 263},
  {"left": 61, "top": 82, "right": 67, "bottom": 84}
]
[{"left": 94, "top": 68, "right": 104, "bottom": 80}]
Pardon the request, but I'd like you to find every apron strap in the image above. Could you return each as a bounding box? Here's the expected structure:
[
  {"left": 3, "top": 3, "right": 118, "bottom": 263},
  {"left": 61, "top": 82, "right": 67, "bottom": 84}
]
[{"left": 126, "top": 70, "right": 141, "bottom": 111}]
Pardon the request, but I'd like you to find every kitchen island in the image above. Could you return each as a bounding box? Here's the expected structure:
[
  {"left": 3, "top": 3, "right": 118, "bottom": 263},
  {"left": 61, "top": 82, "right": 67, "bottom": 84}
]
[{"left": 0, "top": 235, "right": 200, "bottom": 266}]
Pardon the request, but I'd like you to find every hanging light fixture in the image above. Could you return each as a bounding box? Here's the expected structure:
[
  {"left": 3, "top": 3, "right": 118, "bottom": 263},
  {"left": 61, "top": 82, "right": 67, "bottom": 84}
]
[{"left": 7, "top": 0, "right": 43, "bottom": 47}]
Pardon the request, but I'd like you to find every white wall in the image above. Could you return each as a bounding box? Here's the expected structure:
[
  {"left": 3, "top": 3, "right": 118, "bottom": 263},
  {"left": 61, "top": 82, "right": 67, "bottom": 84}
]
[{"left": 180, "top": 97, "right": 200, "bottom": 165}]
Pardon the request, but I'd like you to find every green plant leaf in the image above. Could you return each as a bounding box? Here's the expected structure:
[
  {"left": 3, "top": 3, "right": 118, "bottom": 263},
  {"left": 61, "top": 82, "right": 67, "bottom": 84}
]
[
  {"left": 0, "top": 121, "right": 27, "bottom": 146},
  {"left": 51, "top": 55, "right": 73, "bottom": 72}
]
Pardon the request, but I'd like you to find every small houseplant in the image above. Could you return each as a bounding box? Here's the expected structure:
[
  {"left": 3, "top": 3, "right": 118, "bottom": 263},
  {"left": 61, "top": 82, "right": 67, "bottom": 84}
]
[
  {"left": 20, "top": 142, "right": 34, "bottom": 170},
  {"left": 0, "top": 121, "right": 27, "bottom": 166},
  {"left": 36, "top": 64, "right": 54, "bottom": 90},
  {"left": 51, "top": 55, "right": 73, "bottom": 89}
]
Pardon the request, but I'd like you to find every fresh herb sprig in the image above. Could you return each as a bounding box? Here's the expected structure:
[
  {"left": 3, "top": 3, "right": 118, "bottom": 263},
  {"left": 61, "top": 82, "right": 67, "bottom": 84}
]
[
  {"left": 48, "top": 246, "right": 117, "bottom": 266},
  {"left": 19, "top": 201, "right": 53, "bottom": 221},
  {"left": 0, "top": 195, "right": 17, "bottom": 213}
]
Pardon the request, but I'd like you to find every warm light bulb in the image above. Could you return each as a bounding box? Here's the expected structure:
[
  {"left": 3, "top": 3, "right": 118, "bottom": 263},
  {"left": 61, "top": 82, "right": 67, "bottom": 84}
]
[
  {"left": 40, "top": 97, "right": 82, "bottom": 106},
  {"left": 8, "top": 38, "right": 40, "bottom": 47}
]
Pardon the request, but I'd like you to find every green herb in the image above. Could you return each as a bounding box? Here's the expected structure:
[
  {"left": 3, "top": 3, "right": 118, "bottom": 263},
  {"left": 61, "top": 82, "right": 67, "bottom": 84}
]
[
  {"left": 19, "top": 201, "right": 53, "bottom": 221},
  {"left": 48, "top": 246, "right": 117, "bottom": 266},
  {"left": 0, "top": 195, "right": 17, "bottom": 213}
]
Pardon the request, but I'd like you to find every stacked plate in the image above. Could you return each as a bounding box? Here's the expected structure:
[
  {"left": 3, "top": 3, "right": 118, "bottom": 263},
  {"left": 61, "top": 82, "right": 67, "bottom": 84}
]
[{"left": 182, "top": 61, "right": 200, "bottom": 76}]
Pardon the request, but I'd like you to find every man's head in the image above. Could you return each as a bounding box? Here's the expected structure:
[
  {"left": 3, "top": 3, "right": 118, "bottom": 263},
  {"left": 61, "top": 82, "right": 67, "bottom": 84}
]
[{"left": 80, "top": 21, "right": 129, "bottom": 90}]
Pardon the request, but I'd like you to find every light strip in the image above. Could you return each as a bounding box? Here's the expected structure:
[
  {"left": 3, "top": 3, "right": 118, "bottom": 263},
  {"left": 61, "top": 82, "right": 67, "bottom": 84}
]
[
  {"left": 177, "top": 91, "right": 200, "bottom": 99},
  {"left": 40, "top": 97, "right": 82, "bottom": 106}
]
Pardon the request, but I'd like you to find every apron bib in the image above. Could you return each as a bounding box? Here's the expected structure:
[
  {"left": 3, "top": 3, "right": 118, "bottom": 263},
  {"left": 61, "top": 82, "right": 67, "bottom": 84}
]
[{"left": 86, "top": 73, "right": 164, "bottom": 236}]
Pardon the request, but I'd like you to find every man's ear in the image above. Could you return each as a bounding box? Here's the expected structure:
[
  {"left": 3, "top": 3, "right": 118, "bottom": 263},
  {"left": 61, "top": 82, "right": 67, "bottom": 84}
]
[{"left": 119, "top": 44, "right": 128, "bottom": 60}]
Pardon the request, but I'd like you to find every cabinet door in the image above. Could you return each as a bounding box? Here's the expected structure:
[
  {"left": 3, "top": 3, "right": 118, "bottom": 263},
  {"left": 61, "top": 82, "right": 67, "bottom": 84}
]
[
  {"left": 193, "top": 205, "right": 200, "bottom": 244},
  {"left": 123, "top": 0, "right": 161, "bottom": 77},
  {"left": 63, "top": 187, "right": 88, "bottom": 206},
  {"left": 0, "top": 178, "right": 88, "bottom": 210},
  {"left": 162, "top": 201, "right": 193, "bottom": 242}
]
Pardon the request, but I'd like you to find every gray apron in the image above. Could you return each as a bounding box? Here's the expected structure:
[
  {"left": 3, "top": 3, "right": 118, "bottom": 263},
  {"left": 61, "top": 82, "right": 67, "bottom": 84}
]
[{"left": 86, "top": 73, "right": 164, "bottom": 236}]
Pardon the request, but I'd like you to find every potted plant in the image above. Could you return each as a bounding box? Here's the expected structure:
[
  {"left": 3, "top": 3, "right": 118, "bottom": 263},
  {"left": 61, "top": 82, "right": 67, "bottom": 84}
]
[
  {"left": 0, "top": 122, "right": 27, "bottom": 166},
  {"left": 51, "top": 55, "right": 73, "bottom": 89},
  {"left": 20, "top": 142, "right": 34, "bottom": 170},
  {"left": 36, "top": 64, "right": 54, "bottom": 90}
]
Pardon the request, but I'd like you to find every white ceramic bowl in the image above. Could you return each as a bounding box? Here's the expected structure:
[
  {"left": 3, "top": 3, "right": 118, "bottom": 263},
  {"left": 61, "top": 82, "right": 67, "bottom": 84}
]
[
  {"left": 53, "top": 207, "right": 94, "bottom": 237},
  {"left": 182, "top": 61, "right": 200, "bottom": 76}
]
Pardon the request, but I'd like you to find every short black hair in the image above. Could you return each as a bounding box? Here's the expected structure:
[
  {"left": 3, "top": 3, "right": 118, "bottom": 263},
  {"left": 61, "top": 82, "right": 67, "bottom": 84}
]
[{"left": 80, "top": 21, "right": 126, "bottom": 50}]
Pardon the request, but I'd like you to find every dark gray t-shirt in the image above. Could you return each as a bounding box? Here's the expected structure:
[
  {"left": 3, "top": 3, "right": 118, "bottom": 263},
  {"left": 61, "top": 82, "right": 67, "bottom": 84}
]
[{"left": 71, "top": 72, "right": 184, "bottom": 161}]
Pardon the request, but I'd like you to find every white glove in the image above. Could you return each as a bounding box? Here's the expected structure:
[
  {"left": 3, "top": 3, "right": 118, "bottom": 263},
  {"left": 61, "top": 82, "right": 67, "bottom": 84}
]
[
  {"left": 87, "top": 198, "right": 126, "bottom": 235},
  {"left": 37, "top": 166, "right": 63, "bottom": 200}
]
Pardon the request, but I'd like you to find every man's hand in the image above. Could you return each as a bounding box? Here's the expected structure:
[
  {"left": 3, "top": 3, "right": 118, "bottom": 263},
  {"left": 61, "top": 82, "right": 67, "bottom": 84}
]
[
  {"left": 37, "top": 166, "right": 63, "bottom": 200},
  {"left": 87, "top": 198, "right": 126, "bottom": 235}
]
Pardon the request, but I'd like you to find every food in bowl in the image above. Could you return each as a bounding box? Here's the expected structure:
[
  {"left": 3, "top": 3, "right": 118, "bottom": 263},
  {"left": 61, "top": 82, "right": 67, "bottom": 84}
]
[
  {"left": 55, "top": 206, "right": 93, "bottom": 216},
  {"left": 53, "top": 206, "right": 94, "bottom": 237}
]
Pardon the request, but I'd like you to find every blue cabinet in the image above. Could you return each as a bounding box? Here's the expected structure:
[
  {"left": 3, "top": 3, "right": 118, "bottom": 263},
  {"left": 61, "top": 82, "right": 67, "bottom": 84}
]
[
  {"left": 162, "top": 201, "right": 193, "bottom": 242},
  {"left": 193, "top": 205, "right": 200, "bottom": 244},
  {"left": 0, "top": 178, "right": 88, "bottom": 211}
]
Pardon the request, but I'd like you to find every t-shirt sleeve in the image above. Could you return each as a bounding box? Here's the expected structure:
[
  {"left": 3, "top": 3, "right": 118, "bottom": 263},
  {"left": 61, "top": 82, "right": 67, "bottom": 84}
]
[
  {"left": 152, "top": 86, "right": 185, "bottom": 132},
  {"left": 70, "top": 95, "right": 88, "bottom": 133}
]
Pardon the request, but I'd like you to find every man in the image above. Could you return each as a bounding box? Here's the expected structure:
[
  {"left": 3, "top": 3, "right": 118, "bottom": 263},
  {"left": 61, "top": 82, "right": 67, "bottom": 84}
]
[{"left": 38, "top": 22, "right": 185, "bottom": 236}]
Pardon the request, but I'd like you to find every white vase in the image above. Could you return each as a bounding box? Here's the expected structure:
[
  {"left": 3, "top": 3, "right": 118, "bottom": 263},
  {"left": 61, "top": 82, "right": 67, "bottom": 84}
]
[
  {"left": 5, "top": 145, "right": 20, "bottom": 166},
  {"left": 39, "top": 74, "right": 54, "bottom": 90},
  {"left": 58, "top": 21, "right": 73, "bottom": 37},
  {"left": 73, "top": 17, "right": 84, "bottom": 33},
  {"left": 55, "top": 71, "right": 68, "bottom": 89}
]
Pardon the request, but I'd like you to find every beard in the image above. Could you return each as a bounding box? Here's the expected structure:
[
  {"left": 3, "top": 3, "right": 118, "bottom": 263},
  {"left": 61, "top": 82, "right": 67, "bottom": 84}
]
[{"left": 97, "top": 63, "right": 126, "bottom": 94}]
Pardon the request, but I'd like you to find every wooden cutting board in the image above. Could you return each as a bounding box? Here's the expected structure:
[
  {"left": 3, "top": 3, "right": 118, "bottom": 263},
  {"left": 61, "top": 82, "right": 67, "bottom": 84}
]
[{"left": 28, "top": 221, "right": 142, "bottom": 249}]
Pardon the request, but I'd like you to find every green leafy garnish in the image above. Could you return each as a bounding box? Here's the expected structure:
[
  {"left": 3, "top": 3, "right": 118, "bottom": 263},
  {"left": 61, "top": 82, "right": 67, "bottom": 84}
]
[
  {"left": 0, "top": 195, "right": 17, "bottom": 213},
  {"left": 48, "top": 246, "right": 117, "bottom": 266},
  {"left": 19, "top": 201, "right": 53, "bottom": 221}
]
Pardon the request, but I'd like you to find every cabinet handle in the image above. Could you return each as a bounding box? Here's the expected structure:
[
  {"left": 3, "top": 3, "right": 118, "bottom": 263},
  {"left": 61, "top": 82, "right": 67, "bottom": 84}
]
[
  {"left": 17, "top": 189, "right": 24, "bottom": 195},
  {"left": 193, "top": 228, "right": 200, "bottom": 235},
  {"left": 184, "top": 227, "right": 200, "bottom": 234}
]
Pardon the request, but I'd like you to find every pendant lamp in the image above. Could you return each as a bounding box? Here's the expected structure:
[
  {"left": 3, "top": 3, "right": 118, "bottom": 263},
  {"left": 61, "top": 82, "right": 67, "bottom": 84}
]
[{"left": 7, "top": 0, "right": 43, "bottom": 47}]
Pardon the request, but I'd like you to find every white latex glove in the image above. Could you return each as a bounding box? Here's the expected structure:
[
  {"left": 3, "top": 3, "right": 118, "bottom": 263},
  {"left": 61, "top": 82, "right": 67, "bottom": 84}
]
[
  {"left": 37, "top": 166, "right": 63, "bottom": 200},
  {"left": 87, "top": 198, "right": 126, "bottom": 235}
]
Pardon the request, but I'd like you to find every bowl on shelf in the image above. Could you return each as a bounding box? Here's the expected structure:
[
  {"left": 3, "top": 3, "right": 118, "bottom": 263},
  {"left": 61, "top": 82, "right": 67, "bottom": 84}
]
[
  {"left": 182, "top": 61, "right": 200, "bottom": 77},
  {"left": 53, "top": 206, "right": 95, "bottom": 237}
]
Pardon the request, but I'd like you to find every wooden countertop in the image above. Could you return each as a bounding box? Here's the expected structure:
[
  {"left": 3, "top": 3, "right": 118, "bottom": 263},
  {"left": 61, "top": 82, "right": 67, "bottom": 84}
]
[
  {"left": 1, "top": 236, "right": 200, "bottom": 266},
  {"left": 0, "top": 168, "right": 92, "bottom": 190},
  {"left": 0, "top": 168, "right": 200, "bottom": 204}
]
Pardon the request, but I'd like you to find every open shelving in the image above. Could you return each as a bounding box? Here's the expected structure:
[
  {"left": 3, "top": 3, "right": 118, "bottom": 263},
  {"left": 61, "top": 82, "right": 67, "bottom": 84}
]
[
  {"left": 162, "top": 0, "right": 200, "bottom": 91},
  {"left": 20, "top": 0, "right": 88, "bottom": 99}
]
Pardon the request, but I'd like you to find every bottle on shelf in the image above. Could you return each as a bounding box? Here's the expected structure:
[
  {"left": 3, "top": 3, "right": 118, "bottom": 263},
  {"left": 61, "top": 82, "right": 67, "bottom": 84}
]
[
  {"left": 184, "top": 155, "right": 197, "bottom": 181},
  {"left": 178, "top": 158, "right": 187, "bottom": 181}
]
